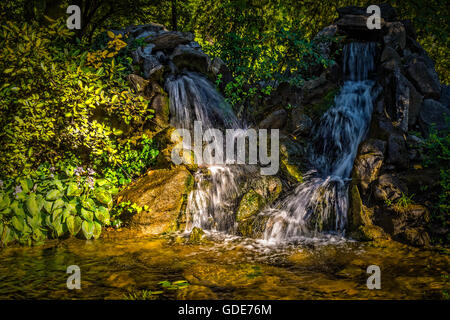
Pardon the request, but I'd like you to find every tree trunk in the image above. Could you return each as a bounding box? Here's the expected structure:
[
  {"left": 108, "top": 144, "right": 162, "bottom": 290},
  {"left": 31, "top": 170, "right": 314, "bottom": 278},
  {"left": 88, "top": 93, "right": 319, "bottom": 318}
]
[{"left": 171, "top": 0, "right": 178, "bottom": 31}]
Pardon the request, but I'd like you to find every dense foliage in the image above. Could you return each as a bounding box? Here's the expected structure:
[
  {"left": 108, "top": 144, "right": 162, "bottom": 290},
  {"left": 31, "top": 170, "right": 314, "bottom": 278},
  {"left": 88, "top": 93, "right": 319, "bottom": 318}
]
[
  {"left": 0, "top": 0, "right": 447, "bottom": 247},
  {"left": 422, "top": 126, "right": 450, "bottom": 241},
  {"left": 0, "top": 18, "right": 159, "bottom": 246}
]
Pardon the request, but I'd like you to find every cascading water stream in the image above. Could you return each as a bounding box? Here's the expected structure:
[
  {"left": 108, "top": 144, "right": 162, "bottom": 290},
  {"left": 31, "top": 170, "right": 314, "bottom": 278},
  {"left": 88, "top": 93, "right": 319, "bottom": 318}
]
[
  {"left": 165, "top": 71, "right": 248, "bottom": 233},
  {"left": 262, "top": 42, "right": 377, "bottom": 242}
]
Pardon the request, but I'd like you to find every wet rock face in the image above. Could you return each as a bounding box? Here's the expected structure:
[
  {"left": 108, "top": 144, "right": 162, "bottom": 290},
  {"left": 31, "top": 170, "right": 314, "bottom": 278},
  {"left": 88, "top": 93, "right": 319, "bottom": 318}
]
[
  {"left": 290, "top": 110, "right": 312, "bottom": 136},
  {"left": 352, "top": 139, "right": 386, "bottom": 193},
  {"left": 127, "top": 74, "right": 169, "bottom": 128},
  {"left": 406, "top": 60, "right": 441, "bottom": 99},
  {"left": 119, "top": 167, "right": 193, "bottom": 235},
  {"left": 258, "top": 109, "right": 287, "bottom": 129},
  {"left": 170, "top": 44, "right": 211, "bottom": 74},
  {"left": 374, "top": 174, "right": 407, "bottom": 204},
  {"left": 387, "top": 134, "right": 408, "bottom": 169},
  {"left": 334, "top": 3, "right": 445, "bottom": 247},
  {"left": 419, "top": 99, "right": 450, "bottom": 134},
  {"left": 145, "top": 31, "right": 195, "bottom": 50},
  {"left": 374, "top": 205, "right": 431, "bottom": 247},
  {"left": 235, "top": 176, "right": 282, "bottom": 237},
  {"left": 383, "top": 22, "right": 406, "bottom": 50}
]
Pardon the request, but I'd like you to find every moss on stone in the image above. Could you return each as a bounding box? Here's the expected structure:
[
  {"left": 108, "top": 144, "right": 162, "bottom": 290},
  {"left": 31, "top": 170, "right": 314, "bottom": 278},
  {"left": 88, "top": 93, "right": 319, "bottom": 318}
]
[
  {"left": 236, "top": 190, "right": 265, "bottom": 222},
  {"left": 188, "top": 227, "right": 205, "bottom": 243}
]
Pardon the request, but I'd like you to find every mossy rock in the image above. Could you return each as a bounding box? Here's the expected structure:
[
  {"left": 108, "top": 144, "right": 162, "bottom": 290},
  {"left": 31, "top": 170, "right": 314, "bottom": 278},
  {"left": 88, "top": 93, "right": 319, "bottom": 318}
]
[
  {"left": 237, "top": 215, "right": 270, "bottom": 238},
  {"left": 304, "top": 87, "right": 339, "bottom": 120},
  {"left": 279, "top": 136, "right": 305, "bottom": 183},
  {"left": 236, "top": 190, "right": 265, "bottom": 222},
  {"left": 118, "top": 166, "right": 194, "bottom": 235},
  {"left": 348, "top": 184, "right": 390, "bottom": 242},
  {"left": 281, "top": 160, "right": 303, "bottom": 183},
  {"left": 188, "top": 227, "right": 205, "bottom": 243}
]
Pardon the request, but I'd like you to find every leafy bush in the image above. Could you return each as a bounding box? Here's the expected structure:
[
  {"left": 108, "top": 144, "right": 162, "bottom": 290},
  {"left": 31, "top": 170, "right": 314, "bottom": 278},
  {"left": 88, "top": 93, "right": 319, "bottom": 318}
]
[
  {"left": 0, "top": 163, "right": 118, "bottom": 246},
  {"left": 0, "top": 18, "right": 153, "bottom": 177},
  {"left": 421, "top": 125, "right": 450, "bottom": 239},
  {"left": 98, "top": 134, "right": 159, "bottom": 187},
  {"left": 201, "top": 22, "right": 336, "bottom": 113},
  {"left": 0, "top": 19, "right": 161, "bottom": 246}
]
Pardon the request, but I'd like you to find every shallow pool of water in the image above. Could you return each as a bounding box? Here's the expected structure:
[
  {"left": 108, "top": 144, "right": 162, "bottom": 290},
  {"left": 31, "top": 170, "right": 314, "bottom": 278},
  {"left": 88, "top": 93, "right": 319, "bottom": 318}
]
[{"left": 0, "top": 231, "right": 448, "bottom": 299}]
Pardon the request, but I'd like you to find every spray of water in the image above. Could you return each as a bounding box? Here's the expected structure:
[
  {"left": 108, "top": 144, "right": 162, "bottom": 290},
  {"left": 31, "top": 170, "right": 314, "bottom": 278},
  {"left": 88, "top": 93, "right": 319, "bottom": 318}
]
[
  {"left": 262, "top": 42, "right": 377, "bottom": 242},
  {"left": 165, "top": 72, "right": 247, "bottom": 233},
  {"left": 165, "top": 43, "right": 377, "bottom": 241}
]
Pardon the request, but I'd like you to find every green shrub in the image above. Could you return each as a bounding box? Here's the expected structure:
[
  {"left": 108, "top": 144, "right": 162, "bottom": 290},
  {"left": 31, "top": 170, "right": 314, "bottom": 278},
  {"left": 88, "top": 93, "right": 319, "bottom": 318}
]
[
  {"left": 421, "top": 124, "right": 450, "bottom": 240},
  {"left": 0, "top": 163, "right": 118, "bottom": 246},
  {"left": 201, "top": 23, "right": 336, "bottom": 114},
  {"left": 0, "top": 19, "right": 161, "bottom": 246},
  {"left": 0, "top": 18, "right": 153, "bottom": 177}
]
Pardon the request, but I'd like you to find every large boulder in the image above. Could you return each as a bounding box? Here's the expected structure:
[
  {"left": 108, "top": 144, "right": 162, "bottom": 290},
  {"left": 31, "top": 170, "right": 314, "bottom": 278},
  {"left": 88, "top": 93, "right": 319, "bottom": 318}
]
[
  {"left": 419, "top": 99, "right": 450, "bottom": 134},
  {"left": 374, "top": 173, "right": 408, "bottom": 204},
  {"left": 170, "top": 44, "right": 210, "bottom": 74},
  {"left": 144, "top": 31, "right": 194, "bottom": 50},
  {"left": 348, "top": 185, "right": 389, "bottom": 241},
  {"left": 383, "top": 70, "right": 423, "bottom": 130},
  {"left": 131, "top": 44, "right": 155, "bottom": 64},
  {"left": 439, "top": 85, "right": 450, "bottom": 108},
  {"left": 290, "top": 109, "right": 312, "bottom": 136},
  {"left": 352, "top": 139, "right": 386, "bottom": 193},
  {"left": 143, "top": 55, "right": 164, "bottom": 81},
  {"left": 279, "top": 135, "right": 305, "bottom": 183},
  {"left": 127, "top": 75, "right": 170, "bottom": 127},
  {"left": 387, "top": 134, "right": 408, "bottom": 169},
  {"left": 236, "top": 176, "right": 282, "bottom": 237},
  {"left": 313, "top": 24, "right": 338, "bottom": 60},
  {"left": 337, "top": 4, "right": 397, "bottom": 21},
  {"left": 119, "top": 167, "right": 194, "bottom": 234},
  {"left": 125, "top": 23, "right": 166, "bottom": 38},
  {"left": 406, "top": 60, "right": 441, "bottom": 99},
  {"left": 383, "top": 22, "right": 406, "bottom": 50},
  {"left": 258, "top": 109, "right": 287, "bottom": 129},
  {"left": 380, "top": 45, "right": 401, "bottom": 71},
  {"left": 374, "top": 205, "right": 431, "bottom": 247}
]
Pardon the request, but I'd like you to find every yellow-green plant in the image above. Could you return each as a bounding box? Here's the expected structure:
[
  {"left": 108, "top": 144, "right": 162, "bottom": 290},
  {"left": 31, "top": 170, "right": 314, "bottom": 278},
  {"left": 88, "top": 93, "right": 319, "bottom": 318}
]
[{"left": 0, "top": 18, "right": 153, "bottom": 178}]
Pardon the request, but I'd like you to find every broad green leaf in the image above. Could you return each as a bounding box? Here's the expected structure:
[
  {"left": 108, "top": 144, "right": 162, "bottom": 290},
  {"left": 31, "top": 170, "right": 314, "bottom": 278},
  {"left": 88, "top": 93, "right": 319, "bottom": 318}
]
[
  {"left": 66, "top": 215, "right": 82, "bottom": 236},
  {"left": 94, "top": 188, "right": 112, "bottom": 206},
  {"left": 81, "top": 220, "right": 94, "bottom": 239},
  {"left": 11, "top": 216, "right": 24, "bottom": 232},
  {"left": 26, "top": 193, "right": 39, "bottom": 216},
  {"left": 95, "top": 206, "right": 110, "bottom": 225},
  {"left": 43, "top": 200, "right": 53, "bottom": 213},
  {"left": 1, "top": 226, "right": 13, "bottom": 245},
  {"left": 52, "top": 208, "right": 63, "bottom": 222},
  {"left": 82, "top": 198, "right": 96, "bottom": 211},
  {"left": 92, "top": 221, "right": 102, "bottom": 239},
  {"left": 46, "top": 189, "right": 62, "bottom": 200},
  {"left": 52, "top": 216, "right": 64, "bottom": 237},
  {"left": 0, "top": 194, "right": 10, "bottom": 211},
  {"left": 80, "top": 208, "right": 94, "bottom": 222},
  {"left": 52, "top": 199, "right": 65, "bottom": 211},
  {"left": 66, "top": 182, "right": 81, "bottom": 197}
]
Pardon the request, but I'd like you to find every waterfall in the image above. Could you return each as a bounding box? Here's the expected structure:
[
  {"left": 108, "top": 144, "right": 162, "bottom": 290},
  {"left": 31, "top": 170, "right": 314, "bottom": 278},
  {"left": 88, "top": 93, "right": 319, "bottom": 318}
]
[
  {"left": 165, "top": 72, "right": 239, "bottom": 130},
  {"left": 165, "top": 71, "right": 246, "bottom": 233},
  {"left": 262, "top": 42, "right": 377, "bottom": 242}
]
